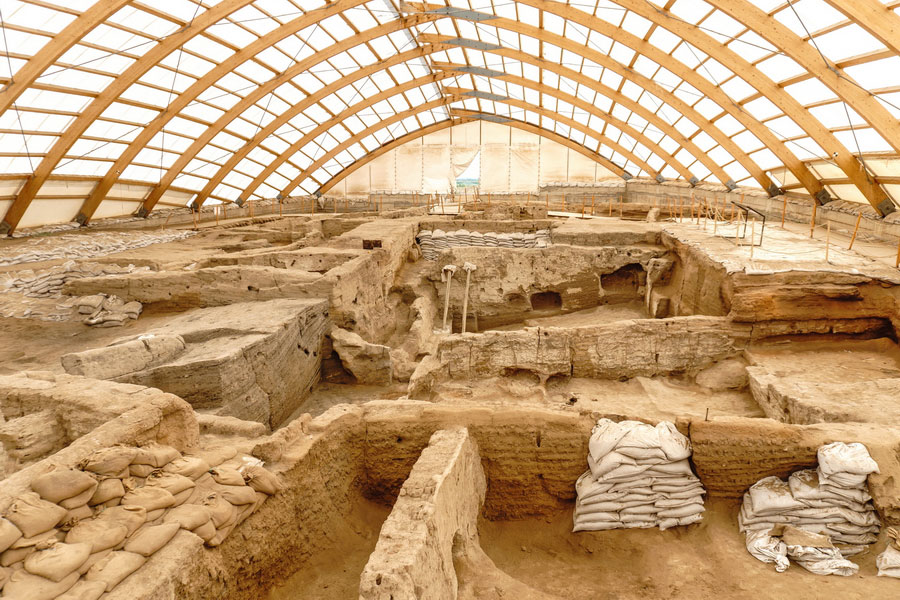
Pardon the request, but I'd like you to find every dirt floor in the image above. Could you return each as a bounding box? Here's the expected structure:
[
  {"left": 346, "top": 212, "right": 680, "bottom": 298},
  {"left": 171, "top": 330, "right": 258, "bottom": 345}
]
[
  {"left": 265, "top": 498, "right": 391, "bottom": 600},
  {"left": 0, "top": 305, "right": 184, "bottom": 375},
  {"left": 490, "top": 301, "right": 648, "bottom": 331},
  {"left": 432, "top": 375, "right": 763, "bottom": 421},
  {"left": 478, "top": 498, "right": 896, "bottom": 600},
  {"left": 747, "top": 338, "right": 900, "bottom": 384}
]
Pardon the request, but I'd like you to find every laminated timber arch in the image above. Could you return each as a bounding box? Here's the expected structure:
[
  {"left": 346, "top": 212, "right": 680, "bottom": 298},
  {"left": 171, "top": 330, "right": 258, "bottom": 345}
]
[
  {"left": 309, "top": 116, "right": 626, "bottom": 197},
  {"left": 124, "top": 13, "right": 776, "bottom": 217},
  {"left": 0, "top": 1, "right": 899, "bottom": 233},
  {"left": 238, "top": 73, "right": 724, "bottom": 205},
  {"left": 278, "top": 99, "right": 653, "bottom": 198}
]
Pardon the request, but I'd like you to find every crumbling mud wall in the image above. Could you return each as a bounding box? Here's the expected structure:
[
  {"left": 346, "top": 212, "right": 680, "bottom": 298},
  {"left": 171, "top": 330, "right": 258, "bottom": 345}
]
[
  {"left": 428, "top": 245, "right": 667, "bottom": 331},
  {"left": 60, "top": 299, "right": 329, "bottom": 429},
  {"left": 12, "top": 401, "right": 892, "bottom": 600},
  {"left": 358, "top": 428, "right": 486, "bottom": 600},
  {"left": 409, "top": 317, "right": 752, "bottom": 395},
  {"left": 0, "top": 373, "right": 198, "bottom": 477}
]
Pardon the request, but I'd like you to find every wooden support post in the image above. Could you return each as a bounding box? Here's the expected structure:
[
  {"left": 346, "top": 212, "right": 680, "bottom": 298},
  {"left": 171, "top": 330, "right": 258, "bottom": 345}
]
[
  {"left": 896, "top": 236, "right": 900, "bottom": 268},
  {"left": 215, "top": 206, "right": 219, "bottom": 226},
  {"left": 609, "top": 196, "right": 613, "bottom": 216},
  {"left": 279, "top": 198, "right": 283, "bottom": 217},
  {"left": 223, "top": 204, "right": 226, "bottom": 221},
  {"left": 825, "top": 222, "right": 831, "bottom": 263},
  {"left": 809, "top": 201, "right": 817, "bottom": 238},
  {"left": 848, "top": 213, "right": 862, "bottom": 250},
  {"left": 781, "top": 196, "right": 787, "bottom": 228},
  {"left": 702, "top": 202, "right": 707, "bottom": 231},
  {"left": 591, "top": 195, "right": 595, "bottom": 216},
  {"left": 750, "top": 218, "right": 755, "bottom": 260},
  {"left": 619, "top": 195, "right": 623, "bottom": 217}
]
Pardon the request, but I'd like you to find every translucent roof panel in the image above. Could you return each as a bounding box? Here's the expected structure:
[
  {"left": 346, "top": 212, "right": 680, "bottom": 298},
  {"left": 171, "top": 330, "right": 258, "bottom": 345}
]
[{"left": 0, "top": 0, "right": 899, "bottom": 233}]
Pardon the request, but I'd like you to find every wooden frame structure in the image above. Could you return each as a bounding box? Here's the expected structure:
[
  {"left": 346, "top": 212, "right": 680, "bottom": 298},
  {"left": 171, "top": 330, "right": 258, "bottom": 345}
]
[{"left": 0, "top": 0, "right": 898, "bottom": 233}]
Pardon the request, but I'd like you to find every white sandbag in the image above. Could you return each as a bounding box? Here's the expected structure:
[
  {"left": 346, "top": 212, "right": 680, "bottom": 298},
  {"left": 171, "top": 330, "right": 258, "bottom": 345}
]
[
  {"left": 56, "top": 580, "right": 108, "bottom": 600},
  {"left": 80, "top": 447, "right": 137, "bottom": 477},
  {"left": 31, "top": 470, "right": 97, "bottom": 504},
  {"left": 617, "top": 446, "right": 667, "bottom": 462},
  {"left": 5, "top": 493, "right": 67, "bottom": 537},
  {"left": 588, "top": 451, "right": 634, "bottom": 479},
  {"left": 0, "top": 518, "right": 23, "bottom": 553},
  {"left": 817, "top": 442, "right": 879, "bottom": 477},
  {"left": 747, "top": 477, "right": 807, "bottom": 515},
  {"left": 787, "top": 545, "right": 858, "bottom": 576},
  {"left": 616, "top": 422, "right": 661, "bottom": 450},
  {"left": 1, "top": 570, "right": 80, "bottom": 600},
  {"left": 655, "top": 421, "right": 692, "bottom": 461},
  {"left": 85, "top": 550, "right": 146, "bottom": 591},
  {"left": 123, "top": 523, "right": 180, "bottom": 557},
  {"left": 24, "top": 542, "right": 91, "bottom": 582},
  {"left": 818, "top": 483, "right": 871, "bottom": 504},
  {"left": 817, "top": 470, "right": 869, "bottom": 488},
  {"left": 644, "top": 460, "right": 695, "bottom": 478},
  {"left": 745, "top": 530, "right": 789, "bottom": 572},
  {"left": 657, "top": 503, "right": 704, "bottom": 519},
  {"left": 572, "top": 520, "right": 622, "bottom": 532},
  {"left": 601, "top": 463, "right": 651, "bottom": 482},
  {"left": 876, "top": 544, "right": 900, "bottom": 578},
  {"left": 587, "top": 419, "right": 629, "bottom": 461}
]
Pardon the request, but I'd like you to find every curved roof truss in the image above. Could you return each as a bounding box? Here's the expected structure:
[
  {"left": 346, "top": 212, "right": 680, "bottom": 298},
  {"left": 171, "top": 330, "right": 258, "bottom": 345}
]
[{"left": 0, "top": 0, "right": 898, "bottom": 233}]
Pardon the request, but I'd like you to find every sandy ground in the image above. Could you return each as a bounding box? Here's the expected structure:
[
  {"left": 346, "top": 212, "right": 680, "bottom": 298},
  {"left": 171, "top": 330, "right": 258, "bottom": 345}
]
[
  {"left": 433, "top": 375, "right": 763, "bottom": 421},
  {"left": 747, "top": 338, "right": 900, "bottom": 384},
  {"left": 0, "top": 305, "right": 184, "bottom": 375},
  {"left": 490, "top": 301, "right": 648, "bottom": 331},
  {"left": 478, "top": 498, "right": 897, "bottom": 600},
  {"left": 265, "top": 499, "right": 390, "bottom": 600}
]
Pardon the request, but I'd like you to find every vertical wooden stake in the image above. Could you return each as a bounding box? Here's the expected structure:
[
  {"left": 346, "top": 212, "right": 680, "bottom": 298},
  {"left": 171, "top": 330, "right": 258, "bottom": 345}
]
[
  {"left": 896, "top": 236, "right": 900, "bottom": 268},
  {"left": 848, "top": 213, "right": 862, "bottom": 250},
  {"left": 215, "top": 206, "right": 219, "bottom": 226},
  {"left": 591, "top": 195, "right": 595, "bottom": 216},
  {"left": 279, "top": 198, "right": 283, "bottom": 217},
  {"left": 825, "top": 222, "right": 831, "bottom": 263},
  {"left": 609, "top": 197, "right": 613, "bottom": 216},
  {"left": 619, "top": 195, "right": 623, "bottom": 217},
  {"left": 809, "top": 201, "right": 817, "bottom": 238},
  {"left": 781, "top": 196, "right": 787, "bottom": 228},
  {"left": 750, "top": 218, "right": 755, "bottom": 260}
]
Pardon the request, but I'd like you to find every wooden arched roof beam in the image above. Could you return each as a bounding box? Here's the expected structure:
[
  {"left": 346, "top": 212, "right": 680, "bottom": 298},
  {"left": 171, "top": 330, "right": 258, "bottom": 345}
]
[
  {"left": 0, "top": 0, "right": 132, "bottom": 118},
  {"left": 138, "top": 31, "right": 771, "bottom": 219},
  {"left": 404, "top": 3, "right": 809, "bottom": 195},
  {"left": 610, "top": 0, "right": 893, "bottom": 212},
  {"left": 208, "top": 75, "right": 703, "bottom": 210},
  {"left": 0, "top": 0, "right": 351, "bottom": 235},
  {"left": 75, "top": 0, "right": 409, "bottom": 226},
  {"left": 409, "top": 2, "right": 878, "bottom": 210},
  {"left": 81, "top": 3, "right": 756, "bottom": 223},
  {"left": 273, "top": 96, "right": 654, "bottom": 198},
  {"left": 313, "top": 115, "right": 628, "bottom": 197}
]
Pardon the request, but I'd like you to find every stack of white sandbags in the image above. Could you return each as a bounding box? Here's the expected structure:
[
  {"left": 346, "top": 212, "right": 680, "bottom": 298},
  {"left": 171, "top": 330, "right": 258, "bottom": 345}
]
[
  {"left": 573, "top": 419, "right": 706, "bottom": 532},
  {"left": 876, "top": 527, "right": 900, "bottom": 578},
  {"left": 740, "top": 442, "right": 881, "bottom": 575},
  {"left": 416, "top": 229, "right": 551, "bottom": 260}
]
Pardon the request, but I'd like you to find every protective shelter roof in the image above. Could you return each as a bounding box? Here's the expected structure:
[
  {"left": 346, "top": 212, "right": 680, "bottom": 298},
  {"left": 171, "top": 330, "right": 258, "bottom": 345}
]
[{"left": 1, "top": 0, "right": 899, "bottom": 232}]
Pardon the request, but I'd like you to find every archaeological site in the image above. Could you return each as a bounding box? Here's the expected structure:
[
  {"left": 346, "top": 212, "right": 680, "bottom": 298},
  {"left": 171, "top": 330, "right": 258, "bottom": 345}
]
[{"left": 2, "top": 1, "right": 900, "bottom": 599}]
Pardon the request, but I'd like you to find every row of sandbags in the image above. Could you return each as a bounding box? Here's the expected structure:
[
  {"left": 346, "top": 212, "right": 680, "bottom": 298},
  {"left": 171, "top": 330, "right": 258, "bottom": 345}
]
[
  {"left": 0, "top": 442, "right": 282, "bottom": 599},
  {"left": 416, "top": 229, "right": 551, "bottom": 260},
  {"left": 73, "top": 294, "right": 142, "bottom": 327},
  {"left": 574, "top": 419, "right": 706, "bottom": 532},
  {"left": 0, "top": 231, "right": 195, "bottom": 267},
  {"left": 1, "top": 261, "right": 147, "bottom": 299},
  {"left": 740, "top": 442, "right": 881, "bottom": 576}
]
